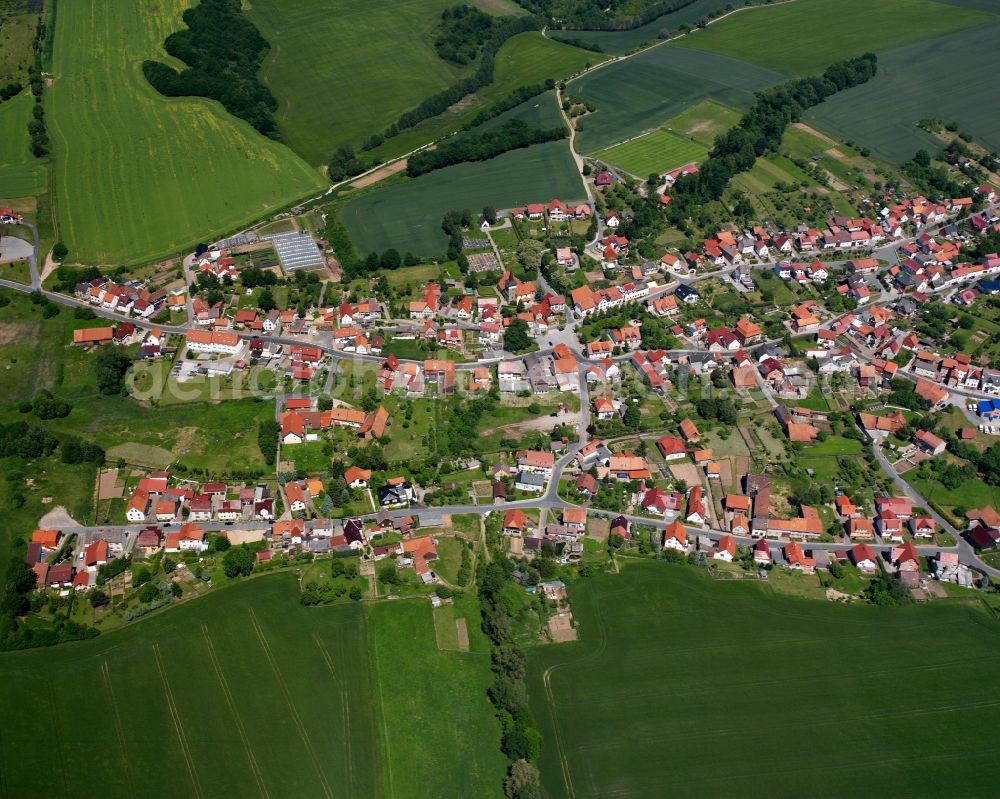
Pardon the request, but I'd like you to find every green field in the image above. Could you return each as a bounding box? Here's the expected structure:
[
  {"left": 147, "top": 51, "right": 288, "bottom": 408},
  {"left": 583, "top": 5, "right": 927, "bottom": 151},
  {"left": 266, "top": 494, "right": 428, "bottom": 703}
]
[
  {"left": 365, "top": 32, "right": 604, "bottom": 163},
  {"left": 595, "top": 128, "right": 707, "bottom": 177},
  {"left": 247, "top": 0, "right": 461, "bottom": 165},
  {"left": 0, "top": 575, "right": 378, "bottom": 798},
  {"left": 478, "top": 88, "right": 566, "bottom": 132},
  {"left": 0, "top": 574, "right": 504, "bottom": 798},
  {"left": 662, "top": 98, "right": 742, "bottom": 147},
  {"left": 807, "top": 21, "right": 1000, "bottom": 161},
  {"left": 47, "top": 0, "right": 324, "bottom": 266},
  {"left": 569, "top": 45, "right": 782, "bottom": 152},
  {"left": 342, "top": 140, "right": 585, "bottom": 255},
  {"left": 0, "top": 92, "right": 47, "bottom": 199},
  {"left": 367, "top": 600, "right": 506, "bottom": 798},
  {"left": 674, "top": 0, "right": 994, "bottom": 76},
  {"left": 527, "top": 562, "right": 1000, "bottom": 798}
]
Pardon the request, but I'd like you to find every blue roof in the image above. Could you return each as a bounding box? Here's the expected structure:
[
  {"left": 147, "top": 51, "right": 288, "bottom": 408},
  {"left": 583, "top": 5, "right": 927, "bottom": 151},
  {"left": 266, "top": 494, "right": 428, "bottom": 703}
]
[{"left": 978, "top": 400, "right": 993, "bottom": 413}]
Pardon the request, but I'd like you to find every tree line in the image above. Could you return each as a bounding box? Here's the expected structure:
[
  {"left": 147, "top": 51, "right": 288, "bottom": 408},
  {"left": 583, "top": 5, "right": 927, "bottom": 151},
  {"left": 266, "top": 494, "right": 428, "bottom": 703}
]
[
  {"left": 479, "top": 559, "right": 545, "bottom": 798},
  {"left": 142, "top": 0, "right": 279, "bottom": 137},
  {"left": 26, "top": 17, "right": 49, "bottom": 157},
  {"left": 407, "top": 118, "right": 567, "bottom": 177},
  {"left": 516, "top": 0, "right": 696, "bottom": 30},
  {"left": 379, "top": 14, "right": 542, "bottom": 143},
  {"left": 667, "top": 53, "right": 878, "bottom": 223}
]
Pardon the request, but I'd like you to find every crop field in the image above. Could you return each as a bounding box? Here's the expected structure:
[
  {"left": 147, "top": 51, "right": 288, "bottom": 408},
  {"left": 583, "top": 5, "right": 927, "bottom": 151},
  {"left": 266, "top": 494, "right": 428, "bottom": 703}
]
[
  {"left": 0, "top": 575, "right": 506, "bottom": 799},
  {"left": 491, "top": 32, "right": 603, "bottom": 96},
  {"left": 594, "top": 128, "right": 707, "bottom": 177},
  {"left": 0, "top": 575, "right": 378, "bottom": 798},
  {"left": 807, "top": 21, "right": 1000, "bottom": 162},
  {"left": 569, "top": 45, "right": 782, "bottom": 153},
  {"left": 365, "top": 32, "right": 604, "bottom": 162},
  {"left": 673, "top": 0, "right": 994, "bottom": 76},
  {"left": 0, "top": 92, "right": 47, "bottom": 199},
  {"left": 662, "top": 98, "right": 741, "bottom": 147},
  {"left": 342, "top": 140, "right": 585, "bottom": 255},
  {"left": 478, "top": 88, "right": 565, "bottom": 132},
  {"left": 551, "top": 0, "right": 734, "bottom": 53},
  {"left": 47, "top": 0, "right": 324, "bottom": 266},
  {"left": 247, "top": 0, "right": 461, "bottom": 165},
  {"left": 527, "top": 562, "right": 1000, "bottom": 799}
]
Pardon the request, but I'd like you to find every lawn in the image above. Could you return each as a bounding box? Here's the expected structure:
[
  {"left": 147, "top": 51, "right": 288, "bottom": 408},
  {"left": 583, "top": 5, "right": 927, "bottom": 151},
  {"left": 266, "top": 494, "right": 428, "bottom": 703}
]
[
  {"left": 674, "top": 0, "right": 993, "bottom": 76},
  {"left": 246, "top": 0, "right": 461, "bottom": 165},
  {"left": 803, "top": 435, "right": 863, "bottom": 455},
  {"left": 594, "top": 128, "right": 707, "bottom": 177},
  {"left": 527, "top": 561, "right": 1000, "bottom": 799},
  {"left": 47, "top": 0, "right": 324, "bottom": 266},
  {"left": 569, "top": 44, "right": 782, "bottom": 152},
  {"left": 0, "top": 92, "right": 48, "bottom": 200},
  {"left": 910, "top": 476, "right": 1000, "bottom": 515},
  {"left": 367, "top": 599, "right": 506, "bottom": 798},
  {"left": 0, "top": 257, "right": 33, "bottom": 285},
  {"left": 432, "top": 535, "right": 472, "bottom": 586},
  {"left": 806, "top": 21, "right": 1000, "bottom": 161},
  {"left": 341, "top": 140, "right": 584, "bottom": 255},
  {"left": 0, "top": 9, "right": 37, "bottom": 85}
]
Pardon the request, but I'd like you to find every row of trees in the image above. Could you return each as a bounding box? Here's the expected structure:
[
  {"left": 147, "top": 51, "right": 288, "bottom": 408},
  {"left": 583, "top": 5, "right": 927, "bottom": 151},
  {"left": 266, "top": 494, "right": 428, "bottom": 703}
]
[
  {"left": 407, "top": 119, "right": 566, "bottom": 177},
  {"left": 516, "top": 0, "right": 698, "bottom": 30},
  {"left": 380, "top": 14, "right": 542, "bottom": 142},
  {"left": 668, "top": 53, "right": 878, "bottom": 221},
  {"left": 27, "top": 17, "right": 49, "bottom": 157},
  {"left": 143, "top": 0, "right": 279, "bottom": 137},
  {"left": 479, "top": 559, "right": 545, "bottom": 799}
]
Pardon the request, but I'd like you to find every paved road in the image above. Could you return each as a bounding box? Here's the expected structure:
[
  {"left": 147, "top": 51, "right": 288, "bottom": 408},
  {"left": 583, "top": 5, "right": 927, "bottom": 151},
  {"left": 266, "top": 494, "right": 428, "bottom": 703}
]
[{"left": 870, "top": 439, "right": 999, "bottom": 578}]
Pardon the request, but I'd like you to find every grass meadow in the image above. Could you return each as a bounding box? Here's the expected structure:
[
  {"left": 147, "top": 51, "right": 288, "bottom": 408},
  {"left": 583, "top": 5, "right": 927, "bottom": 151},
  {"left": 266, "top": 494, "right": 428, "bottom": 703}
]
[
  {"left": 595, "top": 128, "right": 707, "bottom": 177},
  {"left": 47, "top": 0, "right": 324, "bottom": 266},
  {"left": 527, "top": 561, "right": 1000, "bottom": 799},
  {"left": 673, "top": 0, "right": 994, "bottom": 76},
  {"left": 0, "top": 92, "right": 47, "bottom": 200},
  {"left": 0, "top": 288, "right": 276, "bottom": 477},
  {"left": 0, "top": 574, "right": 505, "bottom": 799},
  {"left": 807, "top": 21, "right": 1000, "bottom": 161},
  {"left": 342, "top": 140, "right": 584, "bottom": 255},
  {"left": 247, "top": 0, "right": 461, "bottom": 165},
  {"left": 662, "top": 98, "right": 742, "bottom": 148},
  {"left": 367, "top": 600, "right": 506, "bottom": 798},
  {"left": 569, "top": 45, "right": 782, "bottom": 153}
]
